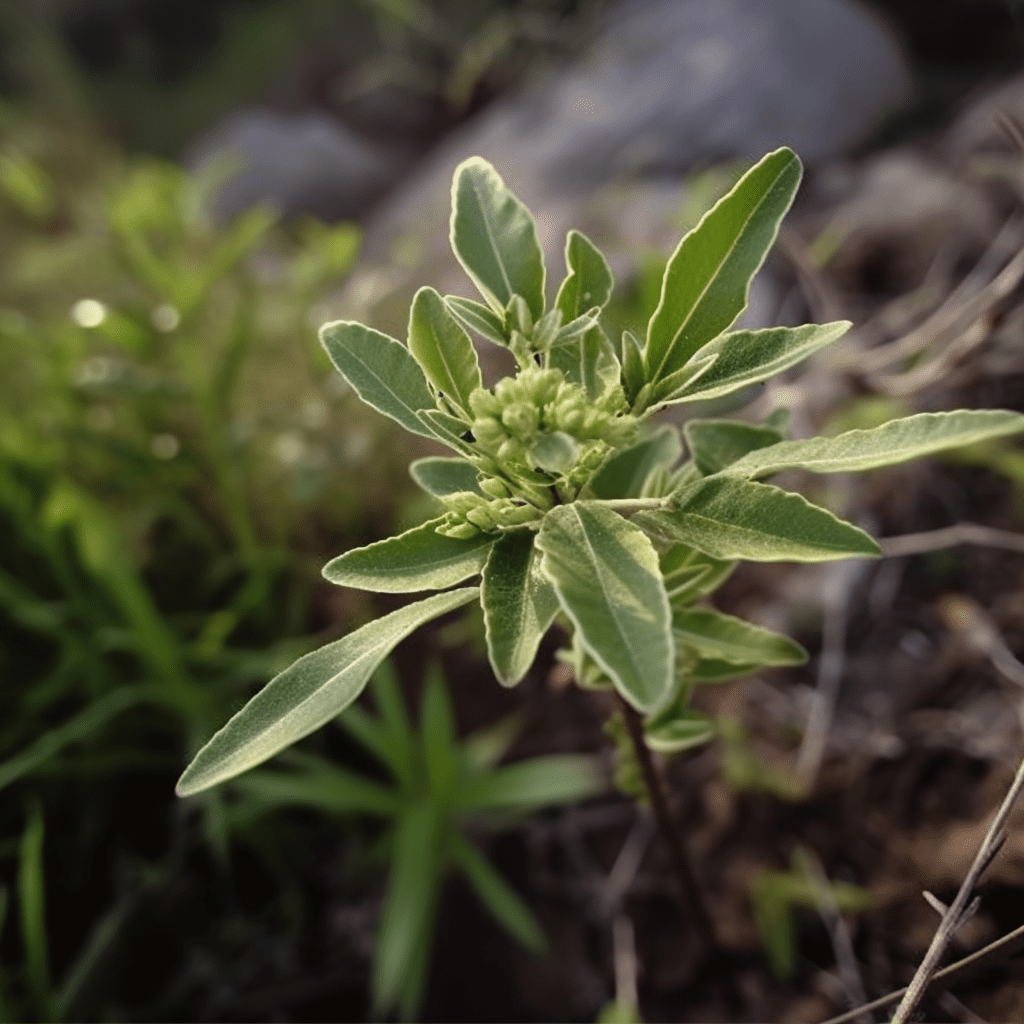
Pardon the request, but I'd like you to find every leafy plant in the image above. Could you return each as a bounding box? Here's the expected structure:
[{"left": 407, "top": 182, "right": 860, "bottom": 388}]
[
  {"left": 230, "top": 661, "right": 603, "bottom": 1018},
  {"left": 178, "top": 145, "right": 1024, "bottom": 801}
]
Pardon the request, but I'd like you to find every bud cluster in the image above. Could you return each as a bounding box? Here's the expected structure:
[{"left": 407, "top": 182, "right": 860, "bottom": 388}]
[{"left": 436, "top": 489, "right": 543, "bottom": 539}]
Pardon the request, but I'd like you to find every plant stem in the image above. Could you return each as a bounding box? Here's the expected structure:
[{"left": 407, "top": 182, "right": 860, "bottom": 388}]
[
  {"left": 890, "top": 754, "right": 1024, "bottom": 1024},
  {"left": 616, "top": 695, "right": 716, "bottom": 948}
]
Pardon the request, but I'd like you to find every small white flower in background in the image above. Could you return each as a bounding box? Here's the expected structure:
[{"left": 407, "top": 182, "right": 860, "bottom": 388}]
[
  {"left": 151, "top": 433, "right": 180, "bottom": 460},
  {"left": 273, "top": 430, "right": 306, "bottom": 465},
  {"left": 151, "top": 304, "right": 180, "bottom": 332}
]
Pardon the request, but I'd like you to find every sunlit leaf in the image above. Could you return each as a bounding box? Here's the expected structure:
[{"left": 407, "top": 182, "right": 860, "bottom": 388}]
[
  {"left": 537, "top": 503, "right": 674, "bottom": 711},
  {"left": 175, "top": 588, "right": 479, "bottom": 795},
  {"left": 410, "top": 456, "right": 482, "bottom": 497},
  {"left": 645, "top": 148, "right": 802, "bottom": 385},
  {"left": 555, "top": 229, "right": 613, "bottom": 321},
  {"left": 322, "top": 517, "right": 493, "bottom": 592},
  {"left": 445, "top": 294, "right": 508, "bottom": 346}
]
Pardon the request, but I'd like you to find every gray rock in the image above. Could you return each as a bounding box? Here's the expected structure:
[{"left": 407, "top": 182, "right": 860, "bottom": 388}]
[
  {"left": 340, "top": 0, "right": 914, "bottom": 338},
  {"left": 187, "top": 109, "right": 392, "bottom": 222}
]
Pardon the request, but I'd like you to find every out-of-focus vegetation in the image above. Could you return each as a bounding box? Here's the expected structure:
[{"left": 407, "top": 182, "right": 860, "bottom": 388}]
[{"left": 0, "top": 104, "right": 425, "bottom": 1020}]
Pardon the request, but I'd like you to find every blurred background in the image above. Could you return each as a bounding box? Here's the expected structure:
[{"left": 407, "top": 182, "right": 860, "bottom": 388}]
[{"left": 3, "top": 1, "right": 1024, "bottom": 1021}]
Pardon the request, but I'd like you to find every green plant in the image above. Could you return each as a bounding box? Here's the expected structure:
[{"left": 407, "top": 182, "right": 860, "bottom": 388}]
[
  {"left": 176, "top": 146, "right": 1024, "bottom": 971},
  {"left": 229, "top": 661, "right": 602, "bottom": 1018}
]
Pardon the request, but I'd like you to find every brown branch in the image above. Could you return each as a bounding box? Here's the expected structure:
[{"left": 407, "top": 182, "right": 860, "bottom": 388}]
[{"left": 616, "top": 695, "right": 717, "bottom": 948}]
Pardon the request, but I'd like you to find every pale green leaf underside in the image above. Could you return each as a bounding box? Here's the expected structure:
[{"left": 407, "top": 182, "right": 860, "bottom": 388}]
[
  {"left": 672, "top": 606, "right": 807, "bottom": 666},
  {"left": 322, "top": 517, "right": 493, "bottom": 593},
  {"left": 444, "top": 295, "right": 508, "bottom": 346},
  {"left": 537, "top": 503, "right": 674, "bottom": 712},
  {"left": 481, "top": 531, "right": 559, "bottom": 686},
  {"left": 644, "top": 708, "right": 715, "bottom": 754},
  {"left": 175, "top": 588, "right": 479, "bottom": 795},
  {"left": 450, "top": 157, "right": 545, "bottom": 320},
  {"left": 645, "top": 147, "right": 802, "bottom": 384},
  {"left": 589, "top": 425, "right": 682, "bottom": 500},
  {"left": 555, "top": 229, "right": 613, "bottom": 321},
  {"left": 670, "top": 321, "right": 851, "bottom": 404},
  {"left": 320, "top": 320, "right": 437, "bottom": 440},
  {"left": 408, "top": 286, "right": 482, "bottom": 417},
  {"left": 634, "top": 477, "right": 880, "bottom": 562},
  {"left": 722, "top": 409, "right": 1024, "bottom": 478},
  {"left": 661, "top": 544, "right": 735, "bottom": 606},
  {"left": 409, "top": 456, "right": 481, "bottom": 497}
]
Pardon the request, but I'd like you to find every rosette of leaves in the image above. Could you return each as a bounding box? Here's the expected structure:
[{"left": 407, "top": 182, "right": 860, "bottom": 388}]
[{"left": 177, "top": 147, "right": 1024, "bottom": 796}]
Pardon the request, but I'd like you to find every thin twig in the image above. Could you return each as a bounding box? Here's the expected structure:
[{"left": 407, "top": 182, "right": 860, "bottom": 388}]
[
  {"left": 879, "top": 522, "right": 1024, "bottom": 558},
  {"left": 890, "top": 754, "right": 1024, "bottom": 1023},
  {"left": 818, "top": 919, "right": 1024, "bottom": 1024},
  {"left": 616, "top": 695, "right": 717, "bottom": 948},
  {"left": 611, "top": 913, "right": 639, "bottom": 1013}
]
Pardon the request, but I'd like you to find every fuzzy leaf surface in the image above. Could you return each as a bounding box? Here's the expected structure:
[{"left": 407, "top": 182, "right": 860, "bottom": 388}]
[
  {"left": 481, "top": 531, "right": 559, "bottom": 686},
  {"left": 537, "top": 503, "right": 673, "bottom": 712},
  {"left": 673, "top": 607, "right": 807, "bottom": 666},
  {"left": 645, "top": 147, "right": 802, "bottom": 384},
  {"left": 444, "top": 295, "right": 508, "bottom": 345},
  {"left": 722, "top": 409, "right": 1024, "bottom": 478},
  {"left": 634, "top": 478, "right": 880, "bottom": 562},
  {"left": 320, "top": 321, "right": 437, "bottom": 439},
  {"left": 409, "top": 457, "right": 481, "bottom": 497},
  {"left": 667, "top": 321, "right": 850, "bottom": 404},
  {"left": 175, "top": 588, "right": 479, "bottom": 795},
  {"left": 660, "top": 544, "right": 735, "bottom": 606},
  {"left": 555, "top": 229, "right": 613, "bottom": 320},
  {"left": 408, "top": 286, "right": 482, "bottom": 416},
  {"left": 322, "top": 518, "right": 493, "bottom": 593},
  {"left": 450, "top": 157, "right": 545, "bottom": 319}
]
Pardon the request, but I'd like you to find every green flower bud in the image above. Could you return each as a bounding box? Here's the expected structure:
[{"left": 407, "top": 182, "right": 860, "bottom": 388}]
[
  {"left": 479, "top": 476, "right": 510, "bottom": 499},
  {"left": 501, "top": 401, "right": 539, "bottom": 438},
  {"left": 465, "top": 506, "right": 497, "bottom": 530},
  {"left": 438, "top": 521, "right": 480, "bottom": 540},
  {"left": 469, "top": 387, "right": 501, "bottom": 418}
]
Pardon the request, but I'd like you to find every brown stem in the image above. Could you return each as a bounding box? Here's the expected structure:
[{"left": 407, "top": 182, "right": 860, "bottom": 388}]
[{"left": 616, "top": 694, "right": 717, "bottom": 948}]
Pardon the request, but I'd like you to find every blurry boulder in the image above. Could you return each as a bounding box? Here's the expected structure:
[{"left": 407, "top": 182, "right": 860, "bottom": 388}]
[
  {"left": 188, "top": 109, "right": 393, "bottom": 222},
  {"left": 339, "top": 0, "right": 914, "bottom": 339}
]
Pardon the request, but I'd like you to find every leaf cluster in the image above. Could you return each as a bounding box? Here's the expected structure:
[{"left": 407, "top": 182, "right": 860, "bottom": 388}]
[{"left": 178, "top": 146, "right": 1024, "bottom": 800}]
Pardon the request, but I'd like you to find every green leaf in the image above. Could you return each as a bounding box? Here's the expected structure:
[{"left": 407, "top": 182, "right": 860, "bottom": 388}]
[
  {"left": 721, "top": 409, "right": 1024, "bottom": 479},
  {"left": 660, "top": 544, "right": 735, "bottom": 606},
  {"left": 408, "top": 286, "right": 483, "bottom": 417},
  {"left": 642, "top": 353, "right": 719, "bottom": 410},
  {"left": 19, "top": 804, "right": 51, "bottom": 1020},
  {"left": 589, "top": 425, "right": 682, "bottom": 500},
  {"left": 481, "top": 531, "right": 559, "bottom": 686},
  {"left": 420, "top": 665, "right": 461, "bottom": 801},
  {"left": 673, "top": 607, "right": 807, "bottom": 666},
  {"left": 621, "top": 329, "right": 646, "bottom": 406},
  {"left": 445, "top": 294, "right": 508, "bottom": 346},
  {"left": 320, "top": 320, "right": 438, "bottom": 440},
  {"left": 449, "top": 829, "right": 546, "bottom": 953},
  {"left": 230, "top": 763, "right": 400, "bottom": 816},
  {"left": 644, "top": 706, "right": 715, "bottom": 754},
  {"left": 687, "top": 657, "right": 764, "bottom": 684},
  {"left": 450, "top": 157, "right": 546, "bottom": 320},
  {"left": 547, "top": 308, "right": 602, "bottom": 350},
  {"left": 634, "top": 477, "right": 880, "bottom": 562},
  {"left": 367, "top": 663, "right": 418, "bottom": 790},
  {"left": 537, "top": 503, "right": 674, "bottom": 712},
  {"left": 373, "top": 803, "right": 444, "bottom": 1014},
  {"left": 684, "top": 419, "right": 784, "bottom": 475},
  {"left": 580, "top": 326, "right": 622, "bottom": 401},
  {"left": 459, "top": 754, "right": 604, "bottom": 811},
  {"left": 667, "top": 321, "right": 851, "bottom": 404},
  {"left": 175, "top": 588, "right": 479, "bottom": 795},
  {"left": 418, "top": 408, "right": 476, "bottom": 456},
  {"left": 530, "top": 431, "right": 580, "bottom": 474},
  {"left": 322, "top": 517, "right": 493, "bottom": 593},
  {"left": 645, "top": 147, "right": 802, "bottom": 384},
  {"left": 555, "top": 230, "right": 614, "bottom": 321},
  {"left": 410, "top": 456, "right": 482, "bottom": 497}
]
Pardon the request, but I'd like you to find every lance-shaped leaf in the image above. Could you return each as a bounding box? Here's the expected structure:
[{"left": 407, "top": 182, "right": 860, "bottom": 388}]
[
  {"left": 673, "top": 607, "right": 807, "bottom": 666},
  {"left": 555, "top": 230, "right": 614, "bottom": 321},
  {"left": 417, "top": 408, "right": 475, "bottom": 456},
  {"left": 580, "top": 326, "right": 621, "bottom": 401},
  {"left": 589, "top": 424, "right": 682, "bottom": 500},
  {"left": 684, "top": 419, "right": 784, "bottom": 475},
  {"left": 668, "top": 322, "right": 850, "bottom": 404},
  {"left": 408, "top": 286, "right": 482, "bottom": 417},
  {"left": 687, "top": 656, "right": 764, "bottom": 684},
  {"left": 444, "top": 295, "right": 508, "bottom": 346},
  {"left": 175, "top": 588, "right": 479, "bottom": 795},
  {"left": 481, "top": 531, "right": 559, "bottom": 686},
  {"left": 410, "top": 456, "right": 482, "bottom": 497},
  {"left": 645, "top": 147, "right": 802, "bottom": 385},
  {"left": 450, "top": 157, "right": 546, "bottom": 320},
  {"left": 621, "top": 329, "right": 646, "bottom": 406},
  {"left": 321, "top": 320, "right": 437, "bottom": 440},
  {"left": 537, "top": 503, "right": 674, "bottom": 712},
  {"left": 721, "top": 409, "right": 1024, "bottom": 479},
  {"left": 322, "top": 518, "right": 493, "bottom": 593},
  {"left": 634, "top": 477, "right": 880, "bottom": 562}
]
